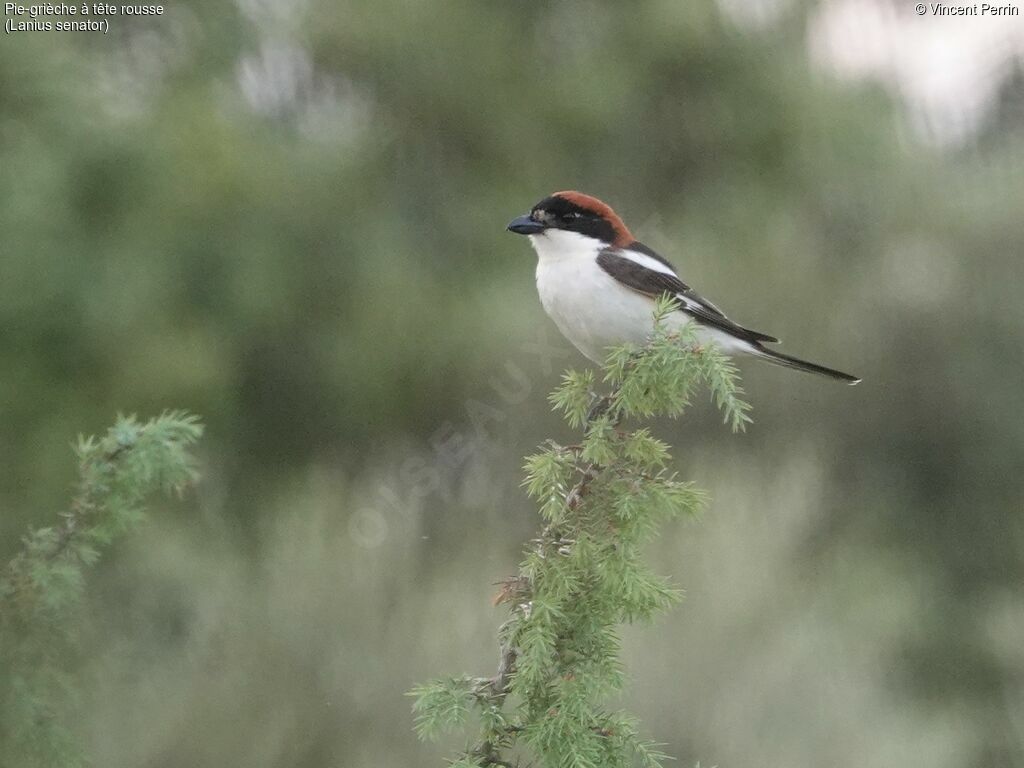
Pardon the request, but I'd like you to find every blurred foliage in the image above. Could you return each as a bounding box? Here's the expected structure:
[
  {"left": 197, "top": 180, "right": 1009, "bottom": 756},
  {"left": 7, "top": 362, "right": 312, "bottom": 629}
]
[
  {"left": 1, "top": 0, "right": 1023, "bottom": 767},
  {"left": 0, "top": 413, "right": 201, "bottom": 768}
]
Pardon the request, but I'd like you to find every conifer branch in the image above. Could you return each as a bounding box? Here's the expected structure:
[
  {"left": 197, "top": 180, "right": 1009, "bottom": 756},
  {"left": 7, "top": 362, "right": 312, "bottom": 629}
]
[
  {"left": 0, "top": 412, "right": 203, "bottom": 768},
  {"left": 411, "top": 300, "right": 751, "bottom": 768}
]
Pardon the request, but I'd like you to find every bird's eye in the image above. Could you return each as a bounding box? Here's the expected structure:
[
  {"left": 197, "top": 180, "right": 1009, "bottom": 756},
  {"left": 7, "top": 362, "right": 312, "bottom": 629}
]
[{"left": 565, "top": 211, "right": 582, "bottom": 220}]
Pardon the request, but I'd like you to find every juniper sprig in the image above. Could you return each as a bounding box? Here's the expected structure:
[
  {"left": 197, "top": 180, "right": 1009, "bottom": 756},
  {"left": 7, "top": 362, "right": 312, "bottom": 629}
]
[
  {"left": 0, "top": 411, "right": 203, "bottom": 768},
  {"left": 411, "top": 298, "right": 751, "bottom": 768}
]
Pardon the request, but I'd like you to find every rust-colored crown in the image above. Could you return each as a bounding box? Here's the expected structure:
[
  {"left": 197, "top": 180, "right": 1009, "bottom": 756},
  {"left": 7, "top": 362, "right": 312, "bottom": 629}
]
[{"left": 553, "top": 191, "right": 634, "bottom": 247}]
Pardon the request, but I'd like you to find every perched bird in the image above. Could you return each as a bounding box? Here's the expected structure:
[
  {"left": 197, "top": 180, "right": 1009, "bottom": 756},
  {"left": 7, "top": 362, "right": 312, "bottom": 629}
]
[{"left": 507, "top": 191, "right": 859, "bottom": 384}]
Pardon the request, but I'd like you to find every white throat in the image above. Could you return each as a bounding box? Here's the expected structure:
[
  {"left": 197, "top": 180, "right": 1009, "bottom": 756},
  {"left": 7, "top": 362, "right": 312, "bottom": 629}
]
[{"left": 527, "top": 229, "right": 606, "bottom": 263}]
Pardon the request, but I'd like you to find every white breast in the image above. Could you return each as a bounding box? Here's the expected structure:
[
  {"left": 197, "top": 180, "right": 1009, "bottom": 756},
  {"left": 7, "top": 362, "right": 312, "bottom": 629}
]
[
  {"left": 530, "top": 230, "right": 752, "bottom": 362},
  {"left": 531, "top": 230, "right": 692, "bottom": 362}
]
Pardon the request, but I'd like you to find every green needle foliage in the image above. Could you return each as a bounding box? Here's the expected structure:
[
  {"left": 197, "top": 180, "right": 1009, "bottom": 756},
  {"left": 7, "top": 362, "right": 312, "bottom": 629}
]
[
  {"left": 0, "top": 412, "right": 203, "bottom": 768},
  {"left": 410, "top": 298, "right": 751, "bottom": 768}
]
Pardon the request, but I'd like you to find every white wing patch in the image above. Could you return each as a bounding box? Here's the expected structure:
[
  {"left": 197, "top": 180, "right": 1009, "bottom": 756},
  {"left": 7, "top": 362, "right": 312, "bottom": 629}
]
[
  {"left": 679, "top": 291, "right": 727, "bottom": 318},
  {"left": 617, "top": 247, "right": 680, "bottom": 277},
  {"left": 617, "top": 247, "right": 729, "bottom": 317}
]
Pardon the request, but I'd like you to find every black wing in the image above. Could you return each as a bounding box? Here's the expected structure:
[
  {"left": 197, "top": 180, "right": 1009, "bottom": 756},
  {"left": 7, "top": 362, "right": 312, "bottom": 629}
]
[{"left": 596, "top": 245, "right": 779, "bottom": 345}]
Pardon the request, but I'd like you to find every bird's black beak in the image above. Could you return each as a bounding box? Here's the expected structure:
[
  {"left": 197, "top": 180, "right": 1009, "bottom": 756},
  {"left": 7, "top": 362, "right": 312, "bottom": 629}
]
[{"left": 507, "top": 214, "right": 546, "bottom": 235}]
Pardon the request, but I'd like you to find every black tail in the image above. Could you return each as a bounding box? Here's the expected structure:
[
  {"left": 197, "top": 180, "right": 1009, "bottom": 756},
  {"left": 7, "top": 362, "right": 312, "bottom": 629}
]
[{"left": 753, "top": 345, "right": 860, "bottom": 385}]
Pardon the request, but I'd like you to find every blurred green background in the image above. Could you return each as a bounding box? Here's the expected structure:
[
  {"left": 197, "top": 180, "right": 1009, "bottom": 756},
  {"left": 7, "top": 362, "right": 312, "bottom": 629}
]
[{"left": 2, "top": 1, "right": 1024, "bottom": 766}]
